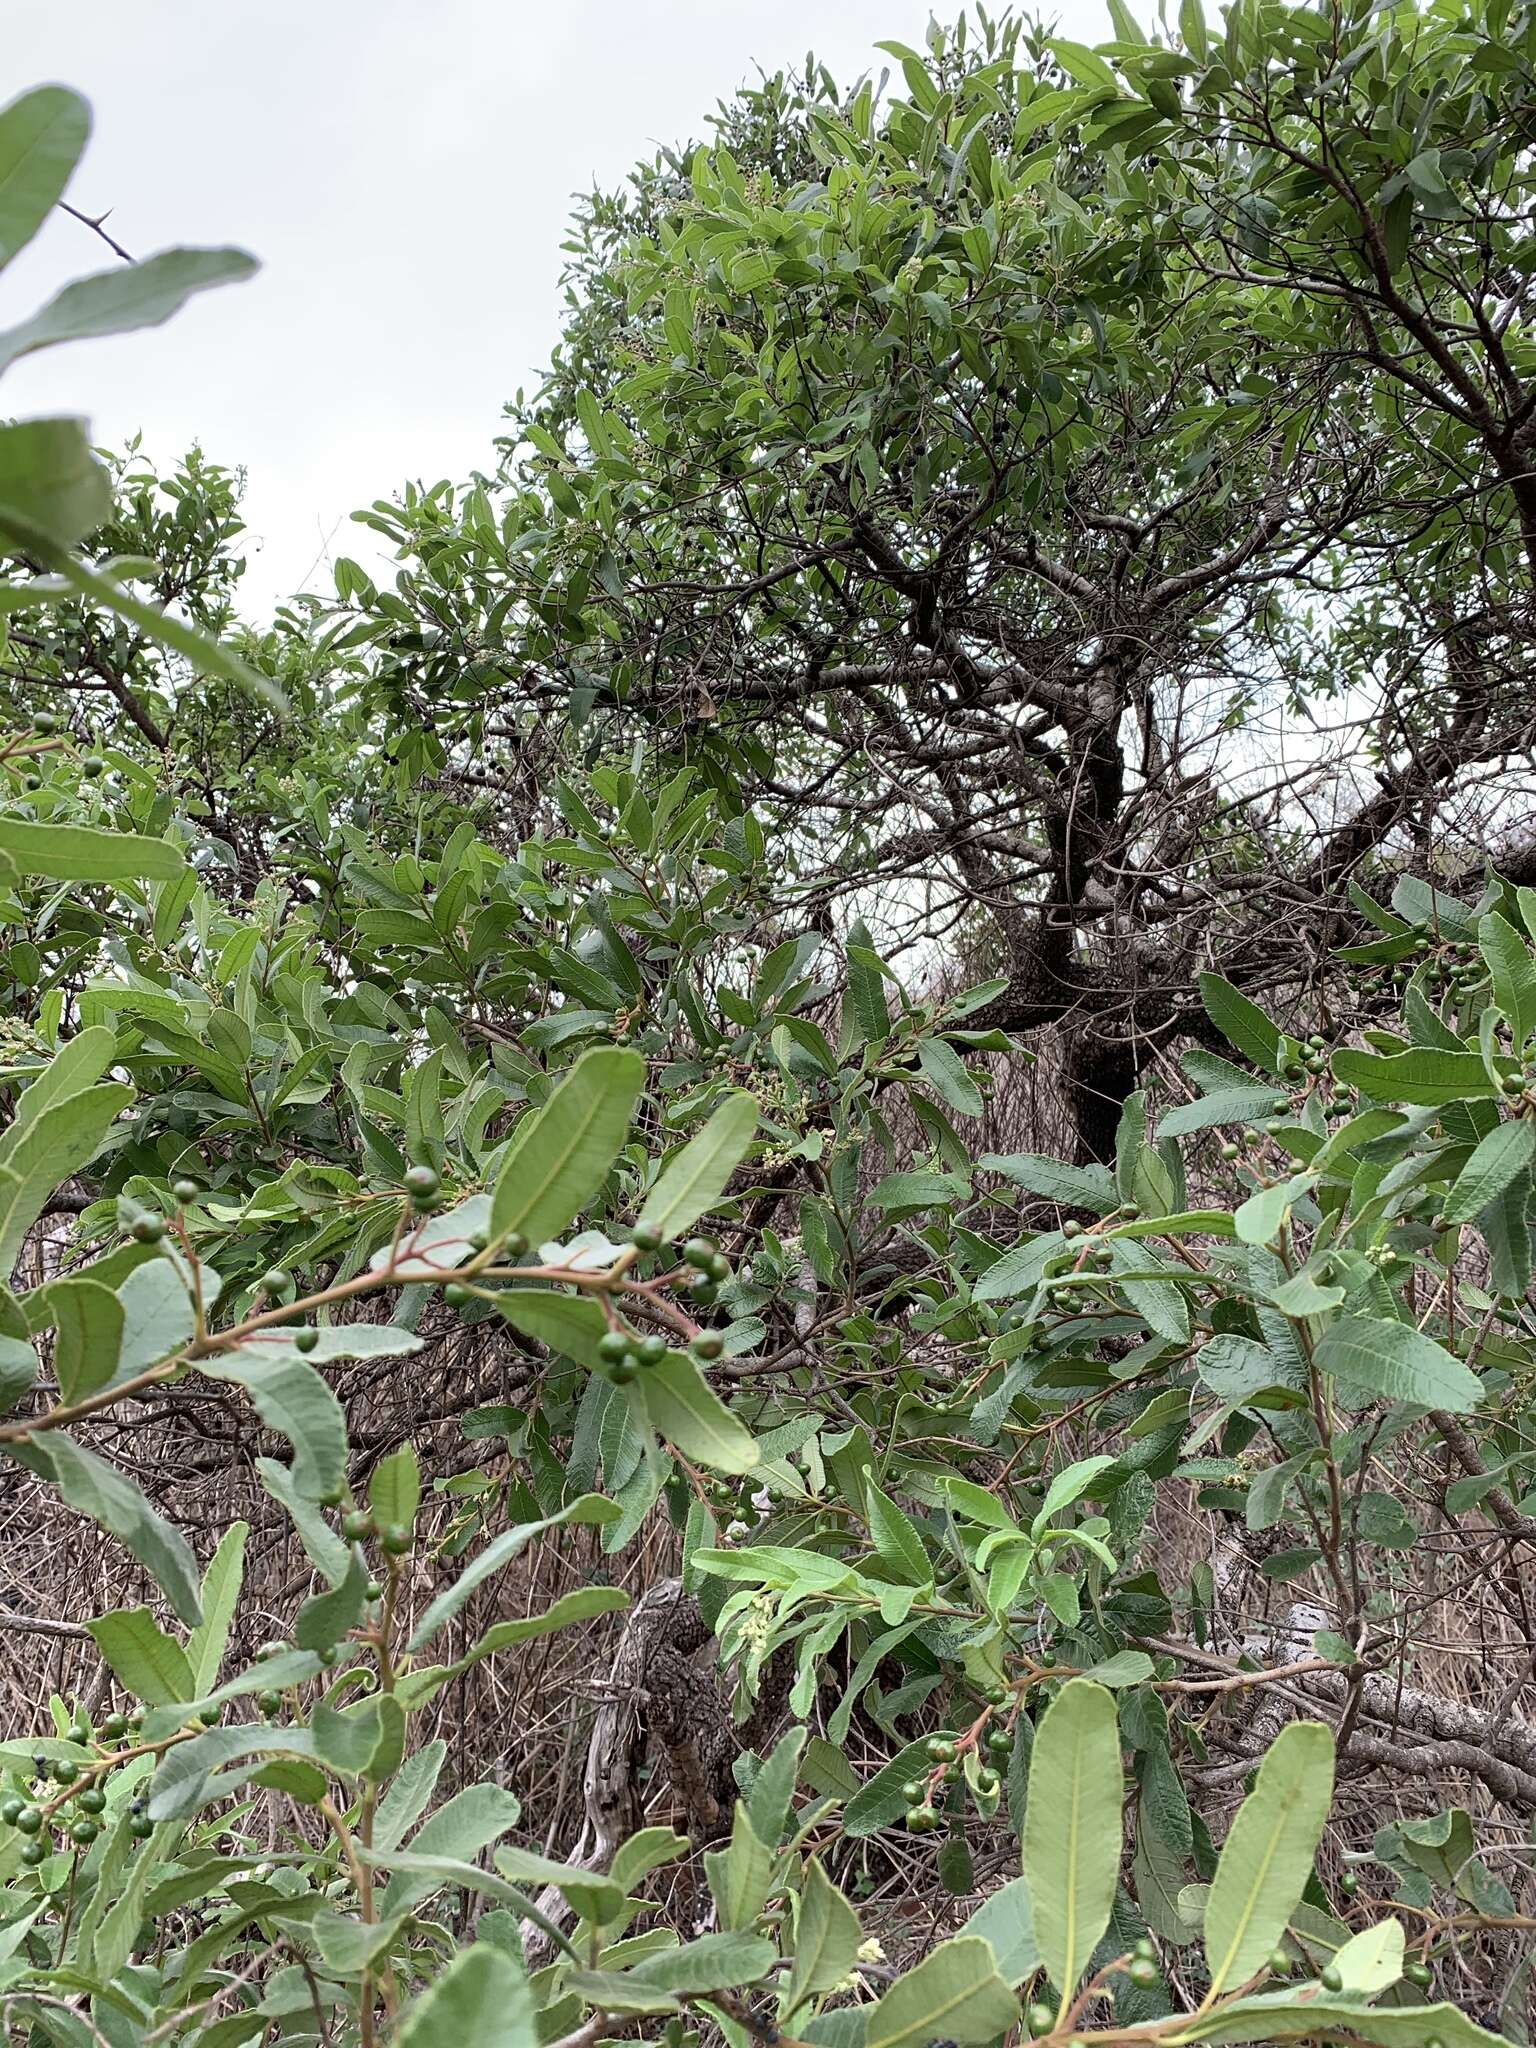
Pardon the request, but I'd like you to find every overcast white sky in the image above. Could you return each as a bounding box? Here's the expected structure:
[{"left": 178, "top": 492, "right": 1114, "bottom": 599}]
[{"left": 7, "top": 1, "right": 1100, "bottom": 615}]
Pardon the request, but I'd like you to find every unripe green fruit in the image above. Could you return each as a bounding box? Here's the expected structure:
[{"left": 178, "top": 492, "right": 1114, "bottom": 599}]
[
  {"left": 1127, "top": 1958, "right": 1159, "bottom": 1987},
  {"left": 1028, "top": 2003, "right": 1056, "bottom": 2035},
  {"left": 683, "top": 1237, "right": 717, "bottom": 1270},
  {"left": 381, "top": 1524, "right": 412, "bottom": 1555},
  {"left": 257, "top": 1690, "right": 282, "bottom": 1716},
  {"left": 706, "top": 1251, "right": 730, "bottom": 1282},
  {"left": 198, "top": 1704, "right": 220, "bottom": 1726},
  {"left": 0, "top": 1797, "right": 23, "bottom": 1826},
  {"left": 1500, "top": 1071, "right": 1524, "bottom": 1095},
  {"left": 598, "top": 1330, "right": 634, "bottom": 1363},
  {"left": 254, "top": 1639, "right": 287, "bottom": 1662},
  {"left": 130, "top": 1216, "right": 165, "bottom": 1244},
  {"left": 77, "top": 1787, "right": 106, "bottom": 1814},
  {"left": 317, "top": 1646, "right": 338, "bottom": 1667},
  {"left": 443, "top": 1282, "right": 469, "bottom": 1310},
  {"left": 51, "top": 1760, "right": 77, "bottom": 1784},
  {"left": 259, "top": 1268, "right": 288, "bottom": 1298},
  {"left": 607, "top": 1360, "right": 637, "bottom": 1384},
  {"left": 293, "top": 1326, "right": 318, "bottom": 1353},
  {"left": 343, "top": 1509, "right": 373, "bottom": 1541},
  {"left": 70, "top": 1818, "right": 99, "bottom": 1846},
  {"left": 365, "top": 1580, "right": 383, "bottom": 1600},
  {"left": 1133, "top": 1936, "right": 1156, "bottom": 1962},
  {"left": 926, "top": 1737, "right": 956, "bottom": 1763},
  {"left": 687, "top": 1274, "right": 719, "bottom": 1304},
  {"left": 100, "top": 1713, "right": 127, "bottom": 1742},
  {"left": 20, "top": 1840, "right": 46, "bottom": 1866},
  {"left": 630, "top": 1222, "right": 664, "bottom": 1252},
  {"left": 503, "top": 1231, "right": 527, "bottom": 1256},
  {"left": 986, "top": 1727, "right": 1011, "bottom": 1757},
  {"left": 1244, "top": 1128, "right": 1263, "bottom": 1148},
  {"left": 692, "top": 1331, "right": 724, "bottom": 1360},
  {"left": 974, "top": 1767, "right": 998, "bottom": 1796},
  {"left": 172, "top": 1179, "right": 200, "bottom": 1203},
  {"left": 130, "top": 1815, "right": 153, "bottom": 1839},
  {"left": 984, "top": 1683, "right": 1009, "bottom": 1706},
  {"left": 15, "top": 1806, "right": 42, "bottom": 1834},
  {"left": 903, "top": 1779, "right": 925, "bottom": 1805},
  {"left": 1404, "top": 1961, "right": 1432, "bottom": 1987},
  {"left": 1339, "top": 1871, "right": 1359, "bottom": 1896},
  {"left": 1062, "top": 1218, "right": 1083, "bottom": 1238},
  {"left": 33, "top": 711, "right": 58, "bottom": 734},
  {"left": 404, "top": 1164, "right": 440, "bottom": 1201},
  {"left": 1268, "top": 1947, "right": 1291, "bottom": 1975},
  {"left": 638, "top": 1333, "right": 668, "bottom": 1365},
  {"left": 1219, "top": 1140, "right": 1240, "bottom": 1160},
  {"left": 1321, "top": 1965, "right": 1343, "bottom": 1992},
  {"left": 1038, "top": 1648, "right": 1057, "bottom": 1668},
  {"left": 82, "top": 753, "right": 105, "bottom": 776},
  {"left": 467, "top": 1229, "right": 489, "bottom": 1252}
]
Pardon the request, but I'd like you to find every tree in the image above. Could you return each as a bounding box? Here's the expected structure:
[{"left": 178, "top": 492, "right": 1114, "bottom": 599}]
[{"left": 0, "top": 33, "right": 1533, "bottom": 2048}]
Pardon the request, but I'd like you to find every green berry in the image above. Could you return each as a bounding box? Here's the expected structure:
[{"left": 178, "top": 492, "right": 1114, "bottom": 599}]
[
  {"left": 0, "top": 1797, "right": 22, "bottom": 1826},
  {"left": 630, "top": 1222, "right": 664, "bottom": 1253},
  {"left": 1339, "top": 1871, "right": 1359, "bottom": 1897},
  {"left": 20, "top": 1840, "right": 46, "bottom": 1867},
  {"left": 77, "top": 1787, "right": 106, "bottom": 1814},
  {"left": 82, "top": 753, "right": 105, "bottom": 776},
  {"left": 293, "top": 1326, "right": 319, "bottom": 1353},
  {"left": 902, "top": 1779, "right": 925, "bottom": 1805},
  {"left": 317, "top": 1646, "right": 338, "bottom": 1667},
  {"left": 51, "top": 1760, "right": 77, "bottom": 1785},
  {"left": 986, "top": 1727, "right": 1011, "bottom": 1756},
  {"left": 1127, "top": 1958, "right": 1159, "bottom": 1987},
  {"left": 259, "top": 1268, "right": 288, "bottom": 1298},
  {"left": 1062, "top": 1217, "right": 1082, "bottom": 1238},
  {"left": 974, "top": 1767, "right": 998, "bottom": 1796},
  {"left": 15, "top": 1806, "right": 41, "bottom": 1834},
  {"left": 130, "top": 1216, "right": 165, "bottom": 1244},
  {"left": 598, "top": 1330, "right": 633, "bottom": 1363},
  {"left": 1268, "top": 1947, "right": 1291, "bottom": 1975},
  {"left": 365, "top": 1580, "right": 384, "bottom": 1600},
  {"left": 608, "top": 1359, "right": 637, "bottom": 1384},
  {"left": 254, "top": 1639, "right": 287, "bottom": 1662},
  {"left": 257, "top": 1690, "right": 282, "bottom": 1717},
  {"left": 691, "top": 1330, "right": 724, "bottom": 1360},
  {"left": 380, "top": 1524, "right": 412, "bottom": 1556},
  {"left": 706, "top": 1252, "right": 730, "bottom": 1282},
  {"left": 198, "top": 1704, "right": 220, "bottom": 1726},
  {"left": 466, "top": 1228, "right": 489, "bottom": 1252},
  {"left": 1321, "top": 1964, "right": 1343, "bottom": 1992},
  {"left": 1219, "top": 1139, "right": 1240, "bottom": 1159},
  {"left": 33, "top": 710, "right": 58, "bottom": 734},
  {"left": 70, "top": 1818, "right": 99, "bottom": 1847},
  {"left": 687, "top": 1273, "right": 719, "bottom": 1304},
  {"left": 502, "top": 1231, "right": 527, "bottom": 1256},
  {"left": 1028, "top": 2003, "right": 1056, "bottom": 2035},
  {"left": 172, "top": 1179, "right": 200, "bottom": 1204},
  {"left": 404, "top": 1164, "right": 440, "bottom": 1201},
  {"left": 1500, "top": 1070, "right": 1524, "bottom": 1095},
  {"left": 100, "top": 1712, "right": 128, "bottom": 1742},
  {"left": 1038, "top": 1648, "right": 1057, "bottom": 1668},
  {"left": 925, "top": 1737, "right": 956, "bottom": 1763},
  {"left": 1404, "top": 1961, "right": 1432, "bottom": 1987},
  {"left": 638, "top": 1333, "right": 668, "bottom": 1365},
  {"left": 683, "top": 1237, "right": 717, "bottom": 1271},
  {"left": 343, "top": 1508, "right": 374, "bottom": 1541},
  {"left": 1133, "top": 1936, "right": 1156, "bottom": 1962},
  {"left": 130, "top": 1815, "right": 153, "bottom": 1839}
]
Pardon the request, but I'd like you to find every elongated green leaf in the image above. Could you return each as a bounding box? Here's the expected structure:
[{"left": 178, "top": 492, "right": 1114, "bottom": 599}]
[
  {"left": 198, "top": 1350, "right": 348, "bottom": 1500},
  {"left": 981, "top": 1152, "right": 1117, "bottom": 1211},
  {"left": 864, "top": 1481, "right": 932, "bottom": 1585},
  {"left": 0, "top": 86, "right": 90, "bottom": 268},
  {"left": 399, "top": 1585, "right": 630, "bottom": 1706},
  {"left": 398, "top": 1945, "right": 536, "bottom": 2048},
  {"left": 0, "top": 1080, "right": 133, "bottom": 1272},
  {"left": 866, "top": 1937, "right": 1020, "bottom": 2048},
  {"left": 380, "top": 1784, "right": 523, "bottom": 1916},
  {"left": 1204, "top": 1721, "right": 1334, "bottom": 1995},
  {"left": 1444, "top": 1119, "right": 1535, "bottom": 1226},
  {"left": 1331, "top": 1047, "right": 1496, "bottom": 1105},
  {"left": 7, "top": 1429, "right": 201, "bottom": 1625},
  {"left": 787, "top": 1859, "right": 864, "bottom": 2012},
  {"left": 84, "top": 1605, "right": 193, "bottom": 1705},
  {"left": 628, "top": 1931, "right": 778, "bottom": 1993},
  {"left": 0, "top": 1026, "right": 115, "bottom": 1150},
  {"left": 0, "top": 245, "right": 257, "bottom": 373},
  {"left": 407, "top": 1493, "right": 619, "bottom": 1649},
  {"left": 705, "top": 1801, "right": 775, "bottom": 1929},
  {"left": 637, "top": 1090, "right": 758, "bottom": 1240},
  {"left": 916, "top": 1037, "right": 983, "bottom": 1117},
  {"left": 1180, "top": 1991, "right": 1505, "bottom": 2048},
  {"left": 50, "top": 1275, "right": 123, "bottom": 1405},
  {"left": 1314, "top": 1315, "right": 1480, "bottom": 1413},
  {"left": 1479, "top": 912, "right": 1536, "bottom": 1044},
  {"left": 1199, "top": 974, "right": 1284, "bottom": 1073},
  {"left": 0, "top": 818, "right": 183, "bottom": 882},
  {"left": 0, "top": 417, "right": 110, "bottom": 545},
  {"left": 490, "top": 1046, "right": 644, "bottom": 1247},
  {"left": 186, "top": 1519, "right": 247, "bottom": 1694},
  {"left": 369, "top": 1441, "right": 421, "bottom": 1527},
  {"left": 1330, "top": 1918, "right": 1404, "bottom": 1994},
  {"left": 959, "top": 1876, "right": 1039, "bottom": 1987},
  {"left": 1021, "top": 1679, "right": 1121, "bottom": 2012}
]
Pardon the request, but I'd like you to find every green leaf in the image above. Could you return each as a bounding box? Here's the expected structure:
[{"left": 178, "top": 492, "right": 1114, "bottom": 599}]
[
  {"left": 959, "top": 1875, "right": 1039, "bottom": 1987},
  {"left": 407, "top": 1493, "right": 619, "bottom": 1649},
  {"left": 1444, "top": 1120, "right": 1536, "bottom": 1227},
  {"left": 369, "top": 1442, "right": 421, "bottom": 1528},
  {"left": 0, "top": 417, "right": 110, "bottom": 545},
  {"left": 490, "top": 1046, "right": 644, "bottom": 1247},
  {"left": 49, "top": 1275, "right": 123, "bottom": 1405},
  {"left": 296, "top": 1550, "right": 372, "bottom": 1651},
  {"left": 916, "top": 1038, "right": 983, "bottom": 1117},
  {"left": 1235, "top": 1174, "right": 1317, "bottom": 1247},
  {"left": 981, "top": 1152, "right": 1117, "bottom": 1211},
  {"left": 398, "top": 1585, "right": 630, "bottom": 1707},
  {"left": 0, "top": 86, "right": 90, "bottom": 268},
  {"left": 865, "top": 1937, "right": 1020, "bottom": 2048},
  {"left": 1022, "top": 1679, "right": 1122, "bottom": 2012},
  {"left": 1199, "top": 974, "right": 1284, "bottom": 1074},
  {"left": 7, "top": 1429, "right": 201, "bottom": 1625},
  {"left": 379, "top": 1783, "right": 524, "bottom": 1916},
  {"left": 1314, "top": 1315, "right": 1481, "bottom": 1413},
  {"left": 787, "top": 1859, "right": 864, "bottom": 2012},
  {"left": 1330, "top": 1918, "right": 1404, "bottom": 1994},
  {"left": 84, "top": 1606, "right": 194, "bottom": 1705},
  {"left": 398, "top": 1945, "right": 536, "bottom": 2048},
  {"left": 1479, "top": 911, "right": 1536, "bottom": 1043},
  {"left": 1032, "top": 1455, "right": 1116, "bottom": 1536},
  {"left": 0, "top": 1080, "right": 133, "bottom": 1272},
  {"left": 0, "top": 817, "right": 184, "bottom": 881},
  {"left": 1182, "top": 1991, "right": 1505, "bottom": 2048},
  {"left": 0, "top": 245, "right": 257, "bottom": 373},
  {"left": 199, "top": 1349, "right": 348, "bottom": 1500},
  {"left": 845, "top": 920, "right": 893, "bottom": 1043},
  {"left": 864, "top": 1481, "right": 932, "bottom": 1586},
  {"left": 844, "top": 1733, "right": 956, "bottom": 1837},
  {"left": 748, "top": 1723, "right": 807, "bottom": 1845},
  {"left": 637, "top": 1090, "right": 758, "bottom": 1240},
  {"left": 1203, "top": 1721, "right": 1334, "bottom": 1995},
  {"left": 1331, "top": 1047, "right": 1497, "bottom": 1105},
  {"left": 628, "top": 1931, "right": 778, "bottom": 1993},
  {"left": 703, "top": 1801, "right": 774, "bottom": 1929},
  {"left": 186, "top": 1520, "right": 247, "bottom": 1694}
]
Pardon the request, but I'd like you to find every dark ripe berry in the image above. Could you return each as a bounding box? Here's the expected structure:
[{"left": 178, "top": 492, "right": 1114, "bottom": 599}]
[
  {"left": 1062, "top": 1217, "right": 1082, "bottom": 1238},
  {"left": 129, "top": 1798, "right": 144, "bottom": 1815},
  {"left": 22, "top": 773, "right": 40, "bottom": 792},
  {"left": 502, "top": 1231, "right": 527, "bottom": 1257},
  {"left": 257, "top": 1690, "right": 282, "bottom": 1717},
  {"left": 638, "top": 1333, "right": 668, "bottom": 1365},
  {"left": 1320, "top": 1965, "right": 1344, "bottom": 1992},
  {"left": 629, "top": 1222, "right": 663, "bottom": 1253},
  {"left": 1268, "top": 1948, "right": 1291, "bottom": 1975},
  {"left": 30, "top": 1755, "right": 46, "bottom": 1778},
  {"left": 443, "top": 1282, "right": 470, "bottom": 1310},
  {"left": 172, "top": 1179, "right": 200, "bottom": 1204},
  {"left": 682, "top": 1237, "right": 717, "bottom": 1271},
  {"left": 404, "top": 1164, "right": 440, "bottom": 1201},
  {"left": 1127, "top": 1958, "right": 1159, "bottom": 1987},
  {"left": 0, "top": 1797, "right": 22, "bottom": 1826},
  {"left": 925, "top": 1737, "right": 956, "bottom": 1763},
  {"left": 20, "top": 1840, "right": 46, "bottom": 1867},
  {"left": 293, "top": 1326, "right": 319, "bottom": 1353},
  {"left": 902, "top": 1779, "right": 925, "bottom": 1805},
  {"left": 259, "top": 1268, "right": 288, "bottom": 1298},
  {"left": 598, "top": 1330, "right": 634, "bottom": 1363},
  {"left": 342, "top": 1509, "right": 373, "bottom": 1541},
  {"left": 77, "top": 1787, "right": 106, "bottom": 1814},
  {"left": 691, "top": 1330, "right": 724, "bottom": 1360},
  {"left": 381, "top": 1524, "right": 412, "bottom": 1556},
  {"left": 130, "top": 1216, "right": 165, "bottom": 1244},
  {"left": 130, "top": 1815, "right": 154, "bottom": 1839},
  {"left": 15, "top": 1806, "right": 41, "bottom": 1834}
]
